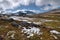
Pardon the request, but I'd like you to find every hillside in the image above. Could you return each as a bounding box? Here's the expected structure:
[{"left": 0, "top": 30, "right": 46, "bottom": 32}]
[{"left": 0, "top": 9, "right": 60, "bottom": 40}]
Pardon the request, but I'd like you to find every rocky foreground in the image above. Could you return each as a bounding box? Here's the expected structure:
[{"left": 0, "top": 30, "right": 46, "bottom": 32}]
[{"left": 0, "top": 16, "right": 60, "bottom": 40}]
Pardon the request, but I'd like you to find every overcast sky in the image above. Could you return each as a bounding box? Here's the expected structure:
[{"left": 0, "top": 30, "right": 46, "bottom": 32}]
[{"left": 0, "top": 0, "right": 60, "bottom": 13}]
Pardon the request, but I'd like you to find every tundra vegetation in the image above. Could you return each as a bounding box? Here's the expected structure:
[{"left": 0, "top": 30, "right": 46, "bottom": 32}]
[{"left": 0, "top": 13, "right": 60, "bottom": 40}]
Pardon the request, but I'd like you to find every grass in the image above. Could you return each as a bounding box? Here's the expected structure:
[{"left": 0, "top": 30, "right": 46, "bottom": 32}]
[
  {"left": 44, "top": 22, "right": 60, "bottom": 28},
  {"left": 0, "top": 16, "right": 60, "bottom": 40}
]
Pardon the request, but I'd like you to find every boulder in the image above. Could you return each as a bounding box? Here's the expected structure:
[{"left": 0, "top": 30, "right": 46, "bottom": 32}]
[
  {"left": 29, "top": 23, "right": 40, "bottom": 27},
  {"left": 19, "top": 21, "right": 30, "bottom": 27},
  {"left": 11, "top": 22, "right": 19, "bottom": 27}
]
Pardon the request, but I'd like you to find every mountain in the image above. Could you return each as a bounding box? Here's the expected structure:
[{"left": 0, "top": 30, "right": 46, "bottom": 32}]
[
  {"left": 14, "top": 10, "right": 36, "bottom": 16},
  {"left": 4, "top": 10, "right": 36, "bottom": 16},
  {"left": 38, "top": 8, "right": 60, "bottom": 16},
  {"left": 25, "top": 11, "right": 36, "bottom": 14},
  {"left": 30, "top": 9, "right": 60, "bottom": 18}
]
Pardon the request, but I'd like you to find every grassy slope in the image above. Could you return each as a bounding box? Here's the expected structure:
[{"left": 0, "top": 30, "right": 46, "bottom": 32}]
[{"left": 0, "top": 12, "right": 60, "bottom": 40}]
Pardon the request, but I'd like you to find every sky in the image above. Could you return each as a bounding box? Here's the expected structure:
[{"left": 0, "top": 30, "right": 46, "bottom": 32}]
[{"left": 0, "top": 0, "right": 60, "bottom": 13}]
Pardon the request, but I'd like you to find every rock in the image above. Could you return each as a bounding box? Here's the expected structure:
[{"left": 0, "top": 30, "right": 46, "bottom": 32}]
[
  {"left": 26, "top": 27, "right": 31, "bottom": 29},
  {"left": 11, "top": 22, "right": 19, "bottom": 28},
  {"left": 19, "top": 21, "right": 40, "bottom": 28},
  {"left": 29, "top": 23, "right": 40, "bottom": 27},
  {"left": 19, "top": 21, "right": 30, "bottom": 27}
]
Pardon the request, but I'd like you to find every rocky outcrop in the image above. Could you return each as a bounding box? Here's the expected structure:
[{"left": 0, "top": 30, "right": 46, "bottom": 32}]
[
  {"left": 0, "top": 18, "right": 14, "bottom": 22},
  {"left": 19, "top": 21, "right": 30, "bottom": 27},
  {"left": 11, "top": 22, "right": 19, "bottom": 28}
]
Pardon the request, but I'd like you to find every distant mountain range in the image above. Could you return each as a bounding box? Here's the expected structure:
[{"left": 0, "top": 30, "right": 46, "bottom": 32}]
[
  {"left": 0, "top": 10, "right": 36, "bottom": 16},
  {"left": 38, "top": 8, "right": 60, "bottom": 15},
  {"left": 29, "top": 9, "right": 60, "bottom": 18},
  {"left": 13, "top": 10, "right": 36, "bottom": 16},
  {"left": 0, "top": 9, "right": 60, "bottom": 17}
]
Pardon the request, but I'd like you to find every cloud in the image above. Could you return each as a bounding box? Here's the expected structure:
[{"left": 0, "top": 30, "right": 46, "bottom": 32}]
[
  {"left": 35, "top": 0, "right": 50, "bottom": 6},
  {"left": 12, "top": 9, "right": 27, "bottom": 13},
  {"left": 0, "top": 0, "right": 21, "bottom": 10},
  {"left": 20, "top": 0, "right": 31, "bottom": 6},
  {"left": 0, "top": 0, "right": 60, "bottom": 12},
  {"left": 0, "top": 0, "right": 34, "bottom": 11},
  {"left": 6, "top": 9, "right": 40, "bottom": 13},
  {"left": 35, "top": 0, "right": 60, "bottom": 10},
  {"left": 35, "top": 0, "right": 60, "bottom": 6},
  {"left": 29, "top": 10, "right": 40, "bottom": 13}
]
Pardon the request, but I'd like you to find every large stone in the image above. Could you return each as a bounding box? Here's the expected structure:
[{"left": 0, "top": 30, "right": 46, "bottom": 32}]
[
  {"left": 29, "top": 23, "right": 40, "bottom": 27},
  {"left": 19, "top": 21, "right": 30, "bottom": 27},
  {"left": 11, "top": 22, "right": 19, "bottom": 27}
]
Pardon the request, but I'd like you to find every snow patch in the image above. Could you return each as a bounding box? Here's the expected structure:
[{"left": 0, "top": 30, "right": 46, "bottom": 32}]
[
  {"left": 50, "top": 30, "right": 60, "bottom": 34},
  {"left": 22, "top": 27, "right": 42, "bottom": 38}
]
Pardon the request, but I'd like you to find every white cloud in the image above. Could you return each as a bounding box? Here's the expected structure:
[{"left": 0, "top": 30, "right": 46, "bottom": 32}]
[
  {"left": 0, "top": 0, "right": 34, "bottom": 11},
  {"left": 35, "top": 0, "right": 60, "bottom": 6},
  {"left": 0, "top": 0, "right": 3, "bottom": 2},
  {"left": 35, "top": 0, "right": 60, "bottom": 10},
  {"left": 20, "top": 0, "right": 31, "bottom": 6},
  {"left": 35, "top": 0, "right": 50, "bottom": 6},
  {"left": 0, "top": 0, "right": 21, "bottom": 10},
  {"left": 13, "top": 9, "right": 40, "bottom": 14},
  {"left": 12, "top": 9, "right": 27, "bottom": 13},
  {"left": 6, "top": 9, "right": 40, "bottom": 13},
  {"left": 0, "top": 0, "right": 60, "bottom": 12},
  {"left": 29, "top": 10, "right": 40, "bottom": 13}
]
